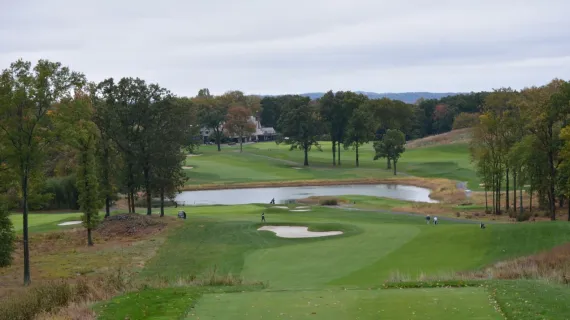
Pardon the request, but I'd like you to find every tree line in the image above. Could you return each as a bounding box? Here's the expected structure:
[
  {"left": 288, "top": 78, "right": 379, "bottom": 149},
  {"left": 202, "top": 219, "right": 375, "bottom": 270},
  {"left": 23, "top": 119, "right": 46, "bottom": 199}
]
[
  {"left": 469, "top": 79, "right": 570, "bottom": 221},
  {"left": 0, "top": 60, "right": 205, "bottom": 285}
]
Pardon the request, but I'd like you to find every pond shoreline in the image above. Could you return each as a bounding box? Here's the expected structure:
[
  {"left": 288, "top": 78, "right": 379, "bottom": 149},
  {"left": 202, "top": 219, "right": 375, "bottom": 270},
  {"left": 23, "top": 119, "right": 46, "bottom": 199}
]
[{"left": 181, "top": 177, "right": 461, "bottom": 202}]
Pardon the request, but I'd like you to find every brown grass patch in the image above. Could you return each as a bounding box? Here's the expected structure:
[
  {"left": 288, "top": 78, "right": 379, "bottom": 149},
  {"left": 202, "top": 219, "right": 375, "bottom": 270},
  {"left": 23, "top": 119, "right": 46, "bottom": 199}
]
[
  {"left": 0, "top": 214, "right": 179, "bottom": 303},
  {"left": 463, "top": 243, "right": 570, "bottom": 283},
  {"left": 406, "top": 128, "right": 472, "bottom": 149}
]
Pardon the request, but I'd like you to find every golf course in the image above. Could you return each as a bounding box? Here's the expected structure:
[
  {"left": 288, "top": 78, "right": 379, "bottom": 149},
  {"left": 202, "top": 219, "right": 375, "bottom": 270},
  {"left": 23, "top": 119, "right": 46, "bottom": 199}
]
[{"left": 3, "top": 135, "right": 570, "bottom": 320}]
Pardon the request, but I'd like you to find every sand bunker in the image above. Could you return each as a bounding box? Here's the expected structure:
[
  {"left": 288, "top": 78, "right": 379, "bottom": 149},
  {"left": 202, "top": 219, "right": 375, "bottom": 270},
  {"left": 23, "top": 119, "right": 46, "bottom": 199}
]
[
  {"left": 58, "top": 221, "right": 82, "bottom": 226},
  {"left": 272, "top": 206, "right": 289, "bottom": 209},
  {"left": 182, "top": 166, "right": 194, "bottom": 169},
  {"left": 290, "top": 209, "right": 311, "bottom": 212},
  {"left": 296, "top": 206, "right": 310, "bottom": 209},
  {"left": 291, "top": 167, "right": 302, "bottom": 170},
  {"left": 186, "top": 154, "right": 202, "bottom": 157},
  {"left": 258, "top": 226, "right": 342, "bottom": 238}
]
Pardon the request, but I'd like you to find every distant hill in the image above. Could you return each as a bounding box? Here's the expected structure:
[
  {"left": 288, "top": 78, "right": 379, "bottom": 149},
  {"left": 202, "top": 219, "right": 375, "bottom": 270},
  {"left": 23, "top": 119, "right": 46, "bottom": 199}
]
[{"left": 297, "top": 92, "right": 461, "bottom": 103}]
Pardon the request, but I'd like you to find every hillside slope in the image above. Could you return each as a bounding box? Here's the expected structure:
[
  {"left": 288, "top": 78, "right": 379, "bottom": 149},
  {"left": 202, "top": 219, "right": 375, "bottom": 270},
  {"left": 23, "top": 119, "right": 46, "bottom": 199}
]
[{"left": 406, "top": 129, "right": 472, "bottom": 149}]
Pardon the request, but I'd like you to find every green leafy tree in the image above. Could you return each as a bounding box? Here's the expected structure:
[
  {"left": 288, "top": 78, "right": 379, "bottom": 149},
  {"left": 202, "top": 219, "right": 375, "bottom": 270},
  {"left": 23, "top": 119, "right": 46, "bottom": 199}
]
[
  {"left": 0, "top": 59, "right": 85, "bottom": 285},
  {"left": 90, "top": 83, "right": 119, "bottom": 218},
  {"left": 54, "top": 91, "right": 103, "bottom": 245},
  {"left": 344, "top": 103, "right": 376, "bottom": 167},
  {"left": 373, "top": 129, "right": 406, "bottom": 175},
  {"left": 277, "top": 97, "right": 323, "bottom": 166},
  {"left": 519, "top": 80, "right": 567, "bottom": 220}
]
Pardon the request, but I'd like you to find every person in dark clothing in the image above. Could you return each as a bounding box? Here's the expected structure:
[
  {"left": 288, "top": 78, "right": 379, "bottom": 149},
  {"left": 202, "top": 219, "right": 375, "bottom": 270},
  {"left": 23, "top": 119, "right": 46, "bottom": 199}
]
[
  {"left": 261, "top": 212, "right": 266, "bottom": 222},
  {"left": 480, "top": 222, "right": 486, "bottom": 229},
  {"left": 426, "top": 215, "right": 431, "bottom": 224},
  {"left": 270, "top": 198, "right": 275, "bottom": 204}
]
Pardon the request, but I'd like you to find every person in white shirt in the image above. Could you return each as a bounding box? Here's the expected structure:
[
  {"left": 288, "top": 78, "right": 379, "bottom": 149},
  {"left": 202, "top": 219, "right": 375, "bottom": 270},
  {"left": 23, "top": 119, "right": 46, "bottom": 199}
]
[{"left": 434, "top": 216, "right": 438, "bottom": 225}]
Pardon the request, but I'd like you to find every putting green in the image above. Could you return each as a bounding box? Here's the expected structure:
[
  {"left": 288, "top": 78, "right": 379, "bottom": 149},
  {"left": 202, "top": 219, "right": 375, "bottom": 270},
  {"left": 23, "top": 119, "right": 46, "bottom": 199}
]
[{"left": 188, "top": 287, "right": 503, "bottom": 320}]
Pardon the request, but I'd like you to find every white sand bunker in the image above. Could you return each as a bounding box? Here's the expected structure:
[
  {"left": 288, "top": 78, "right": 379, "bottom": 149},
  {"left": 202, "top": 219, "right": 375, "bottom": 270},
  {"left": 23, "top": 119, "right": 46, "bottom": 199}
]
[
  {"left": 291, "top": 167, "right": 302, "bottom": 170},
  {"left": 186, "top": 154, "right": 202, "bottom": 157},
  {"left": 290, "top": 209, "right": 311, "bottom": 212},
  {"left": 58, "top": 221, "right": 82, "bottom": 226},
  {"left": 182, "top": 166, "right": 194, "bottom": 169},
  {"left": 296, "top": 206, "right": 310, "bottom": 209},
  {"left": 258, "top": 226, "right": 342, "bottom": 238},
  {"left": 272, "top": 206, "right": 289, "bottom": 209}
]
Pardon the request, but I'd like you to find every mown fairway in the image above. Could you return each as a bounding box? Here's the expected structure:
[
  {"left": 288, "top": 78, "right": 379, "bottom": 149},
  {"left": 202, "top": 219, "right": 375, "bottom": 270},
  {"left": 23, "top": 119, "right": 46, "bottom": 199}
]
[
  {"left": 93, "top": 205, "right": 570, "bottom": 319},
  {"left": 185, "top": 141, "right": 479, "bottom": 189}
]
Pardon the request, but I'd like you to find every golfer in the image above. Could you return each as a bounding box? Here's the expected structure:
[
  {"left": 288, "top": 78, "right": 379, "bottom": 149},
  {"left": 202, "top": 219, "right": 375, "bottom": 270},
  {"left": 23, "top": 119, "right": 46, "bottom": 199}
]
[
  {"left": 434, "top": 216, "right": 438, "bottom": 225},
  {"left": 261, "top": 212, "right": 266, "bottom": 223},
  {"left": 426, "top": 215, "right": 431, "bottom": 224}
]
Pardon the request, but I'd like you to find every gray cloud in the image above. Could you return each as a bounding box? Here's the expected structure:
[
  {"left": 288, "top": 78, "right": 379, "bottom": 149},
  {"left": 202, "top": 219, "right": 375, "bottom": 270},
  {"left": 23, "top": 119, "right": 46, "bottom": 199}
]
[{"left": 1, "top": 0, "right": 569, "bottom": 95}]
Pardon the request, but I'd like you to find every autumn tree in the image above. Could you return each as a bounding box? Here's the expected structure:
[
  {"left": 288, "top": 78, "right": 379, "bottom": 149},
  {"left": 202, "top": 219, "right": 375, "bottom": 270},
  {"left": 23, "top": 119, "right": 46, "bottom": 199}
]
[
  {"left": 277, "top": 97, "right": 323, "bottom": 166},
  {"left": 373, "top": 129, "right": 406, "bottom": 175},
  {"left": 0, "top": 59, "right": 85, "bottom": 285},
  {"left": 224, "top": 105, "right": 256, "bottom": 152}
]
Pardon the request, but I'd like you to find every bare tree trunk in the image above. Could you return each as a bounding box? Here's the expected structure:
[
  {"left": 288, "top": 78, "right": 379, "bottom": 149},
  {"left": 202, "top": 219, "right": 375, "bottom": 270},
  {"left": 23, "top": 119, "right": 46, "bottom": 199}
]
[
  {"left": 160, "top": 188, "right": 165, "bottom": 217},
  {"left": 513, "top": 171, "right": 517, "bottom": 213},
  {"left": 505, "top": 169, "right": 510, "bottom": 211},
  {"left": 105, "top": 196, "right": 111, "bottom": 218},
  {"left": 393, "top": 159, "right": 397, "bottom": 175},
  {"left": 355, "top": 142, "right": 359, "bottom": 167},
  {"left": 519, "top": 187, "right": 524, "bottom": 216},
  {"left": 239, "top": 136, "right": 243, "bottom": 153},
  {"left": 387, "top": 158, "right": 391, "bottom": 169},
  {"left": 144, "top": 167, "right": 152, "bottom": 216},
  {"left": 332, "top": 140, "right": 336, "bottom": 166},
  {"left": 337, "top": 141, "right": 341, "bottom": 166},
  {"left": 485, "top": 187, "right": 488, "bottom": 213},
  {"left": 529, "top": 188, "right": 533, "bottom": 212},
  {"left": 304, "top": 144, "right": 309, "bottom": 166},
  {"left": 22, "top": 171, "right": 31, "bottom": 286},
  {"left": 491, "top": 175, "right": 497, "bottom": 214},
  {"left": 130, "top": 190, "right": 136, "bottom": 214}
]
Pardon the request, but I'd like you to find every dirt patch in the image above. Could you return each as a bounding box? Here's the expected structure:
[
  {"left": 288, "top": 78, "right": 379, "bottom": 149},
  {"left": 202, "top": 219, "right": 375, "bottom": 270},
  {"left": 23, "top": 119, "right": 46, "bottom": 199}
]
[{"left": 96, "top": 214, "right": 167, "bottom": 239}]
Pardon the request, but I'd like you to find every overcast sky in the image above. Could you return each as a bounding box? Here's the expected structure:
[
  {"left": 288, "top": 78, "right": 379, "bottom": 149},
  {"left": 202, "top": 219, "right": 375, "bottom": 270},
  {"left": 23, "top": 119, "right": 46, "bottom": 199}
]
[{"left": 1, "top": 0, "right": 569, "bottom": 96}]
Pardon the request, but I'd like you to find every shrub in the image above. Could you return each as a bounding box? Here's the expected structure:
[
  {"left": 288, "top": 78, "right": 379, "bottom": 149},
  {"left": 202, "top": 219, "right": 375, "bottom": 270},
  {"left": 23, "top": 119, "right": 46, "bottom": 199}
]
[
  {"left": 455, "top": 212, "right": 461, "bottom": 217},
  {"left": 319, "top": 198, "right": 338, "bottom": 206},
  {"left": 0, "top": 204, "right": 15, "bottom": 267}
]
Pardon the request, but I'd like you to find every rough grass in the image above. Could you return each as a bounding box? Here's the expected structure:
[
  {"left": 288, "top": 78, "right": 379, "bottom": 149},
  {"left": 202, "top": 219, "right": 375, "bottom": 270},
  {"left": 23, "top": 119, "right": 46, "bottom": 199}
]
[
  {"left": 0, "top": 213, "right": 179, "bottom": 318},
  {"left": 405, "top": 128, "right": 472, "bottom": 149},
  {"left": 467, "top": 243, "right": 570, "bottom": 283}
]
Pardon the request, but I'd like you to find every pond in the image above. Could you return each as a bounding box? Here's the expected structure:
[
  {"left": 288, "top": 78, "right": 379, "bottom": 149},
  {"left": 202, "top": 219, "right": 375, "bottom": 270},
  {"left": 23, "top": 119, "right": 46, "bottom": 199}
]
[{"left": 174, "top": 184, "right": 437, "bottom": 206}]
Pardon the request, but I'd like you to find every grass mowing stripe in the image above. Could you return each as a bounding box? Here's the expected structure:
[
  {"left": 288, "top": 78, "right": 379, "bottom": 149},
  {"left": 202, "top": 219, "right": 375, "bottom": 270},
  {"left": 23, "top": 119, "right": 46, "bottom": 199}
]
[{"left": 188, "top": 287, "right": 503, "bottom": 320}]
